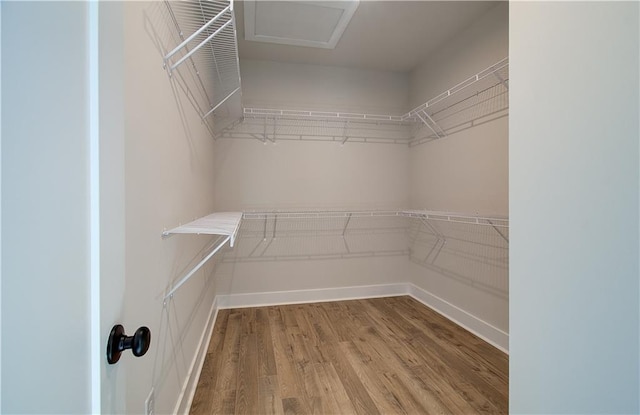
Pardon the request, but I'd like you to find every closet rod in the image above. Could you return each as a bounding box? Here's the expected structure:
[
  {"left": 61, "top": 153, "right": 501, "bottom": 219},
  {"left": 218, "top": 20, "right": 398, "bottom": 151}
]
[{"left": 164, "top": 235, "right": 229, "bottom": 300}]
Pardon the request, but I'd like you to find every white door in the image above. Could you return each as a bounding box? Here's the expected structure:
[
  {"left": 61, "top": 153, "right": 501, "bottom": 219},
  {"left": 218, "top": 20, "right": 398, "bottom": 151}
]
[
  {"left": 1, "top": 2, "right": 128, "bottom": 413},
  {"left": 95, "top": 2, "right": 128, "bottom": 413}
]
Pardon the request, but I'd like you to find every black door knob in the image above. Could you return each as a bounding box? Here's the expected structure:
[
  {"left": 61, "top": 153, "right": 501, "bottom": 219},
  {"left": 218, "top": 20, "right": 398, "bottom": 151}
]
[{"left": 107, "top": 324, "right": 151, "bottom": 364}]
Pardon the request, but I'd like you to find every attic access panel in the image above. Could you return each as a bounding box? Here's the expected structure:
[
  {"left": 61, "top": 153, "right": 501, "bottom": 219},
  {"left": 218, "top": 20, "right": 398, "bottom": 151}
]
[{"left": 244, "top": 1, "right": 360, "bottom": 49}]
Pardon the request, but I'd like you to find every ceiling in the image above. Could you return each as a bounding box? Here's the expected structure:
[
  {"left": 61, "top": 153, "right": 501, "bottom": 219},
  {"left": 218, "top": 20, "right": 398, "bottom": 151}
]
[{"left": 236, "top": 1, "right": 500, "bottom": 73}]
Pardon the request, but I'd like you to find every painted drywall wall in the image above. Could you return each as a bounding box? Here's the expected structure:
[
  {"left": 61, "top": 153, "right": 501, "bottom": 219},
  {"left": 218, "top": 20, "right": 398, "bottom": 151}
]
[
  {"left": 215, "top": 256, "right": 410, "bottom": 297},
  {"left": 510, "top": 2, "right": 639, "bottom": 413},
  {"left": 120, "top": 2, "right": 220, "bottom": 413},
  {"left": 408, "top": 1, "right": 508, "bottom": 214},
  {"left": 214, "top": 139, "right": 409, "bottom": 211},
  {"left": 1, "top": 2, "right": 91, "bottom": 413},
  {"left": 213, "top": 140, "right": 410, "bottom": 295},
  {"left": 408, "top": 118, "right": 508, "bottom": 216},
  {"left": 240, "top": 59, "right": 409, "bottom": 114},
  {"left": 408, "top": 1, "right": 508, "bottom": 110},
  {"left": 215, "top": 61, "right": 411, "bottom": 295},
  {"left": 406, "top": 2, "right": 509, "bottom": 337}
]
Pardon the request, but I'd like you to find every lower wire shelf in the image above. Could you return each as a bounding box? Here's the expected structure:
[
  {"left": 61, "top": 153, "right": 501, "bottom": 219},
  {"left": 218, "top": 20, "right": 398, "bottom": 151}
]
[
  {"left": 162, "top": 209, "right": 508, "bottom": 299},
  {"left": 162, "top": 212, "right": 242, "bottom": 300}
]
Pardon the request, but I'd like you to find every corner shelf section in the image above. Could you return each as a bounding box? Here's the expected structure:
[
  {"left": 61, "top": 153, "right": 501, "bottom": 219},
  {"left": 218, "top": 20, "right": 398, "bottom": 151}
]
[
  {"left": 406, "top": 58, "right": 509, "bottom": 146},
  {"left": 217, "top": 58, "right": 508, "bottom": 146},
  {"left": 402, "top": 210, "right": 509, "bottom": 228}
]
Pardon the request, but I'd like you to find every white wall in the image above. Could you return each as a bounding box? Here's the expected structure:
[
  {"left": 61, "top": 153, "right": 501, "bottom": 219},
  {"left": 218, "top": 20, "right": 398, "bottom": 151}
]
[
  {"left": 406, "top": 2, "right": 509, "bottom": 340},
  {"left": 217, "top": 60, "right": 410, "bottom": 212},
  {"left": 510, "top": 2, "right": 639, "bottom": 413},
  {"left": 408, "top": 2, "right": 508, "bottom": 110},
  {"left": 215, "top": 61, "right": 411, "bottom": 296},
  {"left": 119, "top": 2, "right": 220, "bottom": 413},
  {"left": 214, "top": 139, "right": 409, "bottom": 211},
  {"left": 1, "top": 2, "right": 91, "bottom": 413},
  {"left": 240, "top": 59, "right": 409, "bottom": 114},
  {"left": 408, "top": 1, "right": 509, "bottom": 213},
  {"left": 409, "top": 118, "right": 508, "bottom": 215}
]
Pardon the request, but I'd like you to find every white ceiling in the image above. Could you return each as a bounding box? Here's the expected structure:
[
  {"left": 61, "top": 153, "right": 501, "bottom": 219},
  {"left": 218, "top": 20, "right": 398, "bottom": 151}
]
[{"left": 236, "top": 1, "right": 500, "bottom": 73}]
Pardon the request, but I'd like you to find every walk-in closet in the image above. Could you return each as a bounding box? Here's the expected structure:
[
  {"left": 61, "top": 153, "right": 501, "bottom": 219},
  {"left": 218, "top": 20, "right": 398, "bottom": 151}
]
[
  {"left": 3, "top": 1, "right": 639, "bottom": 414},
  {"left": 146, "top": 0, "right": 509, "bottom": 413}
]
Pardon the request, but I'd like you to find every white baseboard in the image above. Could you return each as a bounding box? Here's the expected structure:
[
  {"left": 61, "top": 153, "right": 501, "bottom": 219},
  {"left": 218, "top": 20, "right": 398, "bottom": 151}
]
[
  {"left": 216, "top": 283, "right": 508, "bottom": 353},
  {"left": 408, "top": 283, "right": 509, "bottom": 354},
  {"left": 173, "top": 295, "right": 220, "bottom": 415},
  {"left": 216, "top": 283, "right": 409, "bottom": 309}
]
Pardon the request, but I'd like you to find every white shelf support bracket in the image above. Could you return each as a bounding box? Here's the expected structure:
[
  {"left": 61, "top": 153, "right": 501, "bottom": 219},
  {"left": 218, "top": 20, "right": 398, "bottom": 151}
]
[
  {"left": 263, "top": 214, "right": 268, "bottom": 241},
  {"left": 164, "top": 235, "right": 230, "bottom": 300},
  {"left": 272, "top": 214, "right": 278, "bottom": 239},
  {"left": 202, "top": 87, "right": 241, "bottom": 119},
  {"left": 414, "top": 110, "right": 446, "bottom": 139},
  {"left": 341, "top": 121, "right": 350, "bottom": 145},
  {"left": 342, "top": 213, "right": 352, "bottom": 237},
  {"left": 161, "top": 211, "right": 242, "bottom": 299},
  {"left": 488, "top": 219, "right": 509, "bottom": 243},
  {"left": 493, "top": 72, "right": 509, "bottom": 91},
  {"left": 273, "top": 117, "right": 277, "bottom": 143}
]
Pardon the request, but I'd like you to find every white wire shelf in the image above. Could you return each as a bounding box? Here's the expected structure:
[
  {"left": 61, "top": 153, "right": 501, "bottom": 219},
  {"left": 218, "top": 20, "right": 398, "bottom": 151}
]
[
  {"left": 407, "top": 214, "right": 508, "bottom": 297},
  {"left": 162, "top": 209, "right": 507, "bottom": 284},
  {"left": 402, "top": 210, "right": 509, "bottom": 228},
  {"left": 407, "top": 58, "right": 509, "bottom": 146},
  {"left": 220, "top": 109, "right": 415, "bottom": 145},
  {"left": 242, "top": 210, "right": 407, "bottom": 220},
  {"left": 163, "top": 212, "right": 243, "bottom": 246},
  {"left": 217, "top": 58, "right": 508, "bottom": 145},
  {"left": 242, "top": 209, "right": 508, "bottom": 227},
  {"left": 148, "top": 0, "right": 242, "bottom": 138},
  {"left": 162, "top": 211, "right": 242, "bottom": 300},
  {"left": 218, "top": 209, "right": 508, "bottom": 263}
]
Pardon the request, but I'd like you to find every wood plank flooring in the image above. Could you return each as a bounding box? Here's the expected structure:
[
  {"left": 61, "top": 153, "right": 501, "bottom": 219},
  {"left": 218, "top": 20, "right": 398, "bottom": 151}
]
[{"left": 190, "top": 296, "right": 508, "bottom": 414}]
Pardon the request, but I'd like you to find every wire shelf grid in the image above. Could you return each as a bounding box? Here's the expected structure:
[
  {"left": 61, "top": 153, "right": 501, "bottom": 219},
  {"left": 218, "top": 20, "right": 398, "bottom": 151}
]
[
  {"left": 148, "top": 0, "right": 242, "bottom": 137},
  {"left": 407, "top": 217, "right": 508, "bottom": 297},
  {"left": 218, "top": 58, "right": 508, "bottom": 145},
  {"left": 217, "top": 209, "right": 508, "bottom": 263}
]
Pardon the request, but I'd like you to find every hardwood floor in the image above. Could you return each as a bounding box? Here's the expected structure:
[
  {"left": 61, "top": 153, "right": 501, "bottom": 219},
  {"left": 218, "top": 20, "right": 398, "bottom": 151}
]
[{"left": 190, "top": 296, "right": 508, "bottom": 414}]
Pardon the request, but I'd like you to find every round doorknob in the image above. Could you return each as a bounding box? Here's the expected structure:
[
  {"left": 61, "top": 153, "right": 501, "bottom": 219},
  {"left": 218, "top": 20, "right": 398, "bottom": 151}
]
[{"left": 106, "top": 324, "right": 151, "bottom": 364}]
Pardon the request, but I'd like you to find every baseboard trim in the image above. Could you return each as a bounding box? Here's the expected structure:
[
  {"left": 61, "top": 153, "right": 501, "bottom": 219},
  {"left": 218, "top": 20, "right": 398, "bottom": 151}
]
[
  {"left": 173, "top": 295, "right": 220, "bottom": 415},
  {"left": 408, "top": 283, "right": 509, "bottom": 354},
  {"left": 216, "top": 283, "right": 508, "bottom": 352},
  {"left": 216, "top": 283, "right": 409, "bottom": 309}
]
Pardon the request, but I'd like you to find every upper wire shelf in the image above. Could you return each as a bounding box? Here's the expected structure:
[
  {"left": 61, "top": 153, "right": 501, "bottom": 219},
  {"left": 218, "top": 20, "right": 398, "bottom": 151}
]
[
  {"left": 217, "top": 58, "right": 508, "bottom": 145},
  {"left": 406, "top": 58, "right": 509, "bottom": 146},
  {"left": 149, "top": 0, "right": 242, "bottom": 137}
]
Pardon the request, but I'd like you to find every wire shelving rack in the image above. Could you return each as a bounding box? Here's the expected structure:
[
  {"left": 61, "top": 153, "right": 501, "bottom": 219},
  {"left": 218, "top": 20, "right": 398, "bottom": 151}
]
[
  {"left": 219, "top": 209, "right": 508, "bottom": 263},
  {"left": 148, "top": 0, "right": 242, "bottom": 138},
  {"left": 217, "top": 58, "right": 508, "bottom": 146}
]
